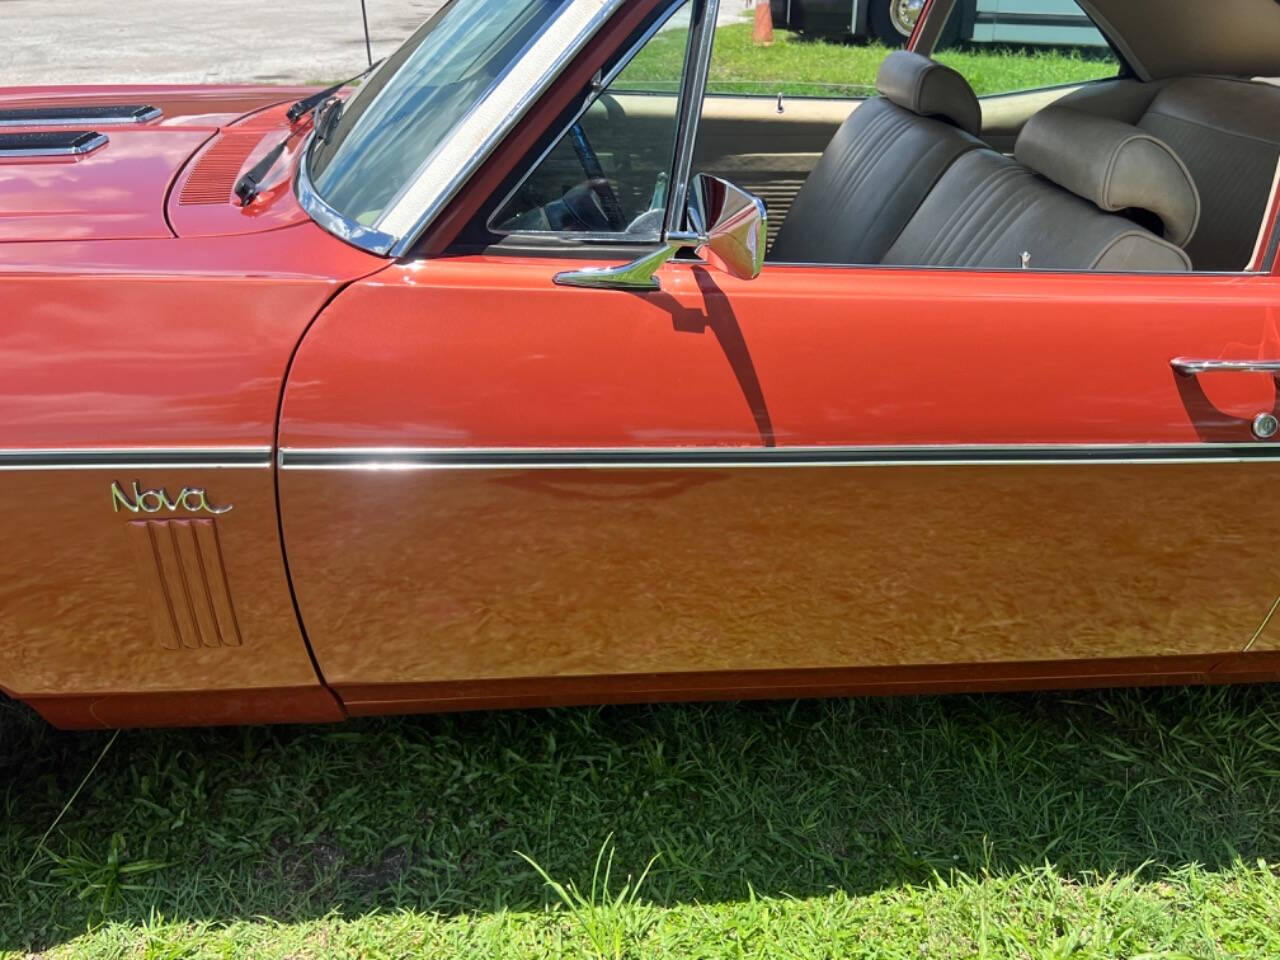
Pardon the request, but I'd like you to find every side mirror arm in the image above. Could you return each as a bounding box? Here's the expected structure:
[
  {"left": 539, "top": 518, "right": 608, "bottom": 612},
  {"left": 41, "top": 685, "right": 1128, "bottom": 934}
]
[
  {"left": 554, "top": 174, "right": 766, "bottom": 292},
  {"left": 553, "top": 239, "right": 684, "bottom": 291}
]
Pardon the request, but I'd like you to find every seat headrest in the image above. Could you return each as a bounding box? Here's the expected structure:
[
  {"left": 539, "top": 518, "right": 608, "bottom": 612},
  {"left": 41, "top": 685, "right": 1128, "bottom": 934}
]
[
  {"left": 875, "top": 51, "right": 981, "bottom": 136},
  {"left": 1015, "top": 105, "right": 1200, "bottom": 248}
]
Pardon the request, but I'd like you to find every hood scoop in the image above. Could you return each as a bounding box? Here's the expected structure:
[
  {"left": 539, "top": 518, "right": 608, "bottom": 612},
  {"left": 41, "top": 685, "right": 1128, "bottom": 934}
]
[
  {"left": 0, "top": 103, "right": 161, "bottom": 126},
  {"left": 0, "top": 130, "right": 107, "bottom": 159}
]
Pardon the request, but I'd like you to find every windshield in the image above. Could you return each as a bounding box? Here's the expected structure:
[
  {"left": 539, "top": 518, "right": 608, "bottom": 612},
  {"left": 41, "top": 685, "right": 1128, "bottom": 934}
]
[{"left": 307, "top": 0, "right": 573, "bottom": 231}]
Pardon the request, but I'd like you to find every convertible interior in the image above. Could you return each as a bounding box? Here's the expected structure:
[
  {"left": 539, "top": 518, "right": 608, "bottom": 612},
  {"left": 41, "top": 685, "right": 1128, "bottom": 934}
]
[{"left": 483, "top": 0, "right": 1280, "bottom": 275}]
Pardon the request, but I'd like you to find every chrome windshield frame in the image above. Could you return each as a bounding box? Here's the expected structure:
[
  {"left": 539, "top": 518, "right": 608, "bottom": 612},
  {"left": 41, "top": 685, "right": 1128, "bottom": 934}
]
[
  {"left": 296, "top": 134, "right": 399, "bottom": 254},
  {"left": 298, "top": 0, "right": 632, "bottom": 258},
  {"left": 296, "top": 0, "right": 734, "bottom": 259}
]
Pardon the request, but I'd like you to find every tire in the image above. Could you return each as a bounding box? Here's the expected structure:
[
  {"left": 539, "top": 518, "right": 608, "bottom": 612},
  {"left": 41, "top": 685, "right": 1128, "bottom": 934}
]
[{"left": 868, "top": 0, "right": 925, "bottom": 46}]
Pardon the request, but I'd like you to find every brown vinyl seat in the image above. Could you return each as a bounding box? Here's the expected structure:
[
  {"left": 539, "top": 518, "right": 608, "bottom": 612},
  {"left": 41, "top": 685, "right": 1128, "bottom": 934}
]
[
  {"left": 1059, "top": 75, "right": 1280, "bottom": 270},
  {"left": 769, "top": 51, "right": 984, "bottom": 265},
  {"left": 1134, "top": 78, "right": 1280, "bottom": 271},
  {"left": 881, "top": 105, "right": 1199, "bottom": 272}
]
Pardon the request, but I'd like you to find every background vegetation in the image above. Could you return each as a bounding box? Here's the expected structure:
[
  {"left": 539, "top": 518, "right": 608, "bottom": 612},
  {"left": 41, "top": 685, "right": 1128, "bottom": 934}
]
[
  {"left": 4, "top": 685, "right": 1280, "bottom": 957},
  {"left": 620, "top": 24, "right": 1118, "bottom": 98}
]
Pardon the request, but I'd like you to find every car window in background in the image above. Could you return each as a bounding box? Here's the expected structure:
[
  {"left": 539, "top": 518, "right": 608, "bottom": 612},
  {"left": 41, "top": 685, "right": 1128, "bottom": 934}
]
[
  {"left": 932, "top": 0, "right": 1119, "bottom": 96},
  {"left": 307, "top": 0, "right": 571, "bottom": 228}
]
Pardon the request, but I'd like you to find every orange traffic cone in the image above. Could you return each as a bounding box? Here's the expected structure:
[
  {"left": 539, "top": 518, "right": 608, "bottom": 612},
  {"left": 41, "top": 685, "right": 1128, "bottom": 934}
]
[{"left": 753, "top": 0, "right": 774, "bottom": 45}]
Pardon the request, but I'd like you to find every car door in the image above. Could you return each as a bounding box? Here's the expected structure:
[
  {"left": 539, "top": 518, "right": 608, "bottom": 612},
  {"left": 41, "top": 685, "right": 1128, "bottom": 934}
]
[
  {"left": 276, "top": 0, "right": 1280, "bottom": 714},
  {"left": 276, "top": 247, "right": 1280, "bottom": 712}
]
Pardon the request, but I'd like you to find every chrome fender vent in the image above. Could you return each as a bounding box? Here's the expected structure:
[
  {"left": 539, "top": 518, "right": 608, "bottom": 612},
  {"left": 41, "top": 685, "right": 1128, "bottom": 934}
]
[
  {"left": 0, "top": 130, "right": 107, "bottom": 159},
  {"left": 0, "top": 103, "right": 160, "bottom": 126}
]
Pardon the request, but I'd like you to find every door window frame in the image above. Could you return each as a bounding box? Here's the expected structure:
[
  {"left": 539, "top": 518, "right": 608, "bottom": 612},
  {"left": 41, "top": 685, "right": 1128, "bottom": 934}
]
[
  {"left": 464, "top": 0, "right": 722, "bottom": 254},
  {"left": 483, "top": 0, "right": 700, "bottom": 244}
]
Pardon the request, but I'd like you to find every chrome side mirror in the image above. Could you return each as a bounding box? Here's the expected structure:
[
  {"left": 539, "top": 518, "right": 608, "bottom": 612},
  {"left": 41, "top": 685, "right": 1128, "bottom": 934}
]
[
  {"left": 686, "top": 173, "right": 767, "bottom": 281},
  {"left": 554, "top": 174, "right": 767, "bottom": 291}
]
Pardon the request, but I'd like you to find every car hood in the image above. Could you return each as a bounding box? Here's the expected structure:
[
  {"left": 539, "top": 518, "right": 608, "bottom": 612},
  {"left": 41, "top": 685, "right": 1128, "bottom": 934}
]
[{"left": 0, "top": 85, "right": 319, "bottom": 242}]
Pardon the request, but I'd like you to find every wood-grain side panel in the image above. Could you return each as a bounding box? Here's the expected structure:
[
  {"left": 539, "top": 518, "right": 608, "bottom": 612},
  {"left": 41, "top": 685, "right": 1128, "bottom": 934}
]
[
  {"left": 282, "top": 463, "right": 1280, "bottom": 690},
  {"left": 0, "top": 469, "right": 317, "bottom": 702}
]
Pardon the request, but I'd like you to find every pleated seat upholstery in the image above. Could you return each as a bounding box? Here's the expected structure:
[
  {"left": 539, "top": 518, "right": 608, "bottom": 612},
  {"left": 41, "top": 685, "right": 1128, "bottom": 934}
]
[
  {"left": 769, "top": 51, "right": 983, "bottom": 265},
  {"left": 883, "top": 106, "right": 1199, "bottom": 272}
]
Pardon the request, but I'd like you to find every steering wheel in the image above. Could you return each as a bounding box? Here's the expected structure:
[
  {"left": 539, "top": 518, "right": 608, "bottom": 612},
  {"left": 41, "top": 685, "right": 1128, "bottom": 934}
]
[{"left": 567, "top": 122, "right": 626, "bottom": 230}]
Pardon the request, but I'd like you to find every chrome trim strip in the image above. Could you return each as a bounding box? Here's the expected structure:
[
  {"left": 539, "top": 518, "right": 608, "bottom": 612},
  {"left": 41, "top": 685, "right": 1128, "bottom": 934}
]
[
  {"left": 0, "top": 106, "right": 161, "bottom": 127},
  {"left": 0, "top": 132, "right": 107, "bottom": 158},
  {"left": 379, "top": 0, "right": 629, "bottom": 257},
  {"left": 0, "top": 447, "right": 272, "bottom": 471},
  {"left": 296, "top": 139, "right": 398, "bottom": 255},
  {"left": 664, "top": 0, "right": 718, "bottom": 234},
  {"left": 1171, "top": 357, "right": 1280, "bottom": 376},
  {"left": 279, "top": 444, "right": 1280, "bottom": 470}
]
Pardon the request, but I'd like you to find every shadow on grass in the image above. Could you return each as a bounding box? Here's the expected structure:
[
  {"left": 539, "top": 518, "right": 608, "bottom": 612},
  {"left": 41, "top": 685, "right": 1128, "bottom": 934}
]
[{"left": 3, "top": 684, "right": 1280, "bottom": 950}]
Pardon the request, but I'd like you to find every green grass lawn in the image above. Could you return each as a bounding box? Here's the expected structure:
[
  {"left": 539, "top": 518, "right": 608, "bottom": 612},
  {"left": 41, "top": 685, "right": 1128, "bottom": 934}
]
[
  {"left": 4, "top": 685, "right": 1280, "bottom": 958},
  {"left": 619, "top": 23, "right": 1118, "bottom": 98}
]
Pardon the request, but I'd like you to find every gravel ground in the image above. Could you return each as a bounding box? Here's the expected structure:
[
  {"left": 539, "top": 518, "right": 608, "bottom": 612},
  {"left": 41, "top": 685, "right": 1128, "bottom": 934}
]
[
  {"left": 0, "top": 0, "right": 446, "bottom": 86},
  {"left": 0, "top": 0, "right": 756, "bottom": 87}
]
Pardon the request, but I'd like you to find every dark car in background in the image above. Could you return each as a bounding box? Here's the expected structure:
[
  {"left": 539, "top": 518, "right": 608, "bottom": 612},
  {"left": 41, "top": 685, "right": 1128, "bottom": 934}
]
[{"left": 771, "top": 0, "right": 1103, "bottom": 46}]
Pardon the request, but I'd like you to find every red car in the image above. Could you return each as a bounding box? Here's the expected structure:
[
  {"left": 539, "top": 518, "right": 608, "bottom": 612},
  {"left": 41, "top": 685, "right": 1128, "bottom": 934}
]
[{"left": 4, "top": 0, "right": 1280, "bottom": 730}]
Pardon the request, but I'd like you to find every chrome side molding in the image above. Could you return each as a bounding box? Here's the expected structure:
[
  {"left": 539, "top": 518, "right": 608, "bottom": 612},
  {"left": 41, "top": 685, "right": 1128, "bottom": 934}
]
[
  {"left": 279, "top": 444, "right": 1280, "bottom": 471},
  {"left": 1171, "top": 357, "right": 1280, "bottom": 376},
  {"left": 0, "top": 447, "right": 271, "bottom": 470}
]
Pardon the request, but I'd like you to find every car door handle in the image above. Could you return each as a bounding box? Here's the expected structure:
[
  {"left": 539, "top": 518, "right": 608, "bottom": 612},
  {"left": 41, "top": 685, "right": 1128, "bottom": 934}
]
[{"left": 1171, "top": 357, "right": 1280, "bottom": 376}]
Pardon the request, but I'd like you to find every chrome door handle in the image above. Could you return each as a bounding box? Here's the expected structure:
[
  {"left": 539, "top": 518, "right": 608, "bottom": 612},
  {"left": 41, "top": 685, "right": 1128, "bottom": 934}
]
[{"left": 1171, "top": 357, "right": 1280, "bottom": 376}]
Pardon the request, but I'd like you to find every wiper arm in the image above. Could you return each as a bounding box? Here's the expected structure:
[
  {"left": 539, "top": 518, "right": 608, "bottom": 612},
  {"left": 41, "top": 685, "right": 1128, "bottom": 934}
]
[
  {"left": 234, "top": 59, "right": 383, "bottom": 207},
  {"left": 286, "top": 59, "right": 383, "bottom": 123},
  {"left": 234, "top": 136, "right": 292, "bottom": 207}
]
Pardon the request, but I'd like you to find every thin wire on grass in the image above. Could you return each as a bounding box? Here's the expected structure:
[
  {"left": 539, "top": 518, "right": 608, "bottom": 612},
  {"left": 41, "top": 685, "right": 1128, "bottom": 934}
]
[
  {"left": 1243, "top": 590, "right": 1280, "bottom": 652},
  {"left": 21, "top": 729, "right": 120, "bottom": 878}
]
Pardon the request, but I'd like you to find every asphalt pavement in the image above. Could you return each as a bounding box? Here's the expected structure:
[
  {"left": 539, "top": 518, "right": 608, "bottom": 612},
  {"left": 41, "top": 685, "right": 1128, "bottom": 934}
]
[
  {"left": 0, "top": 1, "right": 445, "bottom": 86},
  {"left": 0, "top": 0, "right": 755, "bottom": 86}
]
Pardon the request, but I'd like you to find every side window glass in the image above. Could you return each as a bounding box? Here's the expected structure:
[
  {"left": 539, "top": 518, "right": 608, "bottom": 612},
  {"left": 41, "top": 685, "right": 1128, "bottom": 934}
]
[
  {"left": 932, "top": 0, "right": 1119, "bottom": 96},
  {"left": 694, "top": 11, "right": 881, "bottom": 252},
  {"left": 704, "top": 13, "right": 878, "bottom": 100},
  {"left": 489, "top": 3, "right": 691, "bottom": 238}
]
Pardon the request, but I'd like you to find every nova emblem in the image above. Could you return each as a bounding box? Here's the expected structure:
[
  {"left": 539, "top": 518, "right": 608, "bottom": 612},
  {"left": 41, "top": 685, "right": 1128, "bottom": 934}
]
[{"left": 111, "top": 480, "right": 233, "bottom": 515}]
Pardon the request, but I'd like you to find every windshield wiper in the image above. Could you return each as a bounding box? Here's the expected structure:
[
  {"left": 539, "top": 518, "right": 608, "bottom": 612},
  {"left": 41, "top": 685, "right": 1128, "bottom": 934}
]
[
  {"left": 234, "top": 59, "right": 383, "bottom": 207},
  {"left": 286, "top": 59, "right": 383, "bottom": 123},
  {"left": 233, "top": 136, "right": 291, "bottom": 206}
]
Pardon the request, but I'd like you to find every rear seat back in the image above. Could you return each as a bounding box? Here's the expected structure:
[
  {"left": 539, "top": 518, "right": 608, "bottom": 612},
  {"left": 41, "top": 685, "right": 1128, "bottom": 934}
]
[
  {"left": 770, "top": 51, "right": 983, "bottom": 265},
  {"left": 883, "top": 106, "right": 1197, "bottom": 272},
  {"left": 1135, "top": 78, "right": 1280, "bottom": 271}
]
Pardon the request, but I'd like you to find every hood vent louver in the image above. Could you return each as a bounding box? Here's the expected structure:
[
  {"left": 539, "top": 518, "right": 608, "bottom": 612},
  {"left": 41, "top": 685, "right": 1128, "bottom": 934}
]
[
  {"left": 0, "top": 104, "right": 161, "bottom": 127},
  {"left": 0, "top": 130, "right": 107, "bottom": 159},
  {"left": 179, "top": 133, "right": 264, "bottom": 206}
]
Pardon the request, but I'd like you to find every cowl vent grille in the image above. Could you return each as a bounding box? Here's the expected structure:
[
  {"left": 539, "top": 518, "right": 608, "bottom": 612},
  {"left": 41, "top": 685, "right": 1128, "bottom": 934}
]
[{"left": 179, "top": 133, "right": 263, "bottom": 205}]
